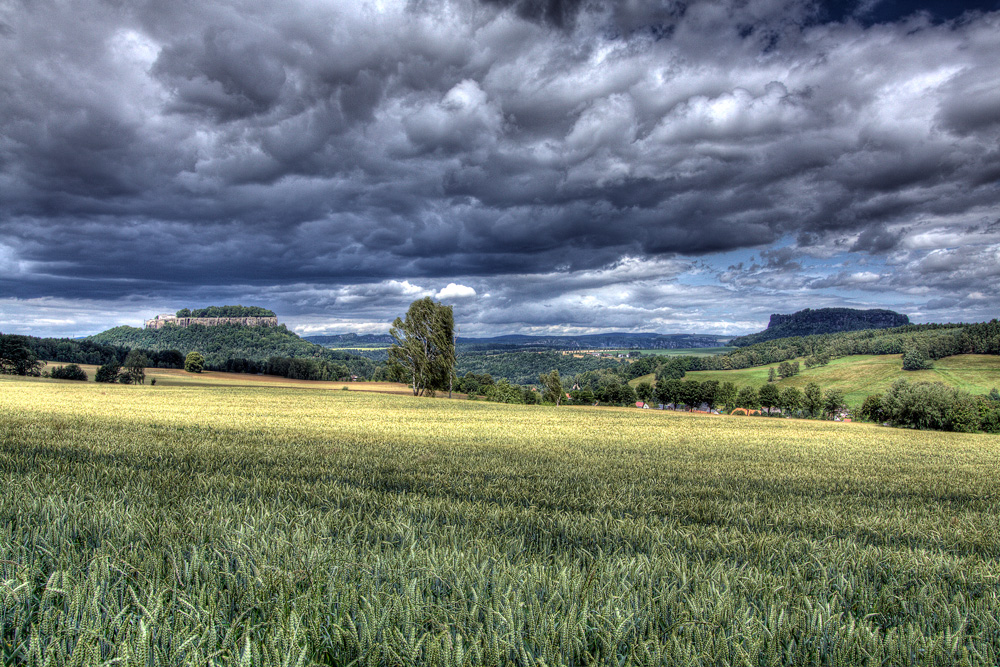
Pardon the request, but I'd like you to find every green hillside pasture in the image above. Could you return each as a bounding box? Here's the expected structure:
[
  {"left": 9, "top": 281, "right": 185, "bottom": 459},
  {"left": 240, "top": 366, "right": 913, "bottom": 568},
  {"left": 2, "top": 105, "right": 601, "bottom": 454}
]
[
  {"left": 2, "top": 376, "right": 999, "bottom": 665},
  {"left": 628, "top": 372, "right": 656, "bottom": 387},
  {"left": 686, "top": 353, "right": 1000, "bottom": 407}
]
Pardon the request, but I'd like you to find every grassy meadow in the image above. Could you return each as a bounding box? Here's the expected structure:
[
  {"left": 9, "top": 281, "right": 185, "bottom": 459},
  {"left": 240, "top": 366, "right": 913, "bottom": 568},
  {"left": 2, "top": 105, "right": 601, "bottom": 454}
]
[
  {"left": 2, "top": 376, "right": 999, "bottom": 665},
  {"left": 40, "top": 361, "right": 420, "bottom": 394},
  {"left": 685, "top": 354, "right": 1000, "bottom": 407}
]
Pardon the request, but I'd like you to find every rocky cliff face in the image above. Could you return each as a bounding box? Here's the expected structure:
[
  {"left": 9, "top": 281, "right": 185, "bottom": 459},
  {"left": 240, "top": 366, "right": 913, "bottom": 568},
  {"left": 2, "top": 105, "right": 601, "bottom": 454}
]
[
  {"left": 766, "top": 308, "right": 909, "bottom": 331},
  {"left": 145, "top": 316, "right": 279, "bottom": 329}
]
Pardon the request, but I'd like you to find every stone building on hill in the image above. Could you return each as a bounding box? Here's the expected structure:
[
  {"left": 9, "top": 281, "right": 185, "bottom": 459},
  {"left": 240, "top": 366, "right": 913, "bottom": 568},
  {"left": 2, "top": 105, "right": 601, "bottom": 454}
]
[{"left": 144, "top": 314, "right": 279, "bottom": 329}]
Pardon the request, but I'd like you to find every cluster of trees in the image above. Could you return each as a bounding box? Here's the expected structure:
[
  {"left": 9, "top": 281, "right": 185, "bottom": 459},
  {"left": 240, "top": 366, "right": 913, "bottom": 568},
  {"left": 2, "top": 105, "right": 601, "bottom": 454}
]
[
  {"left": 769, "top": 360, "right": 802, "bottom": 382},
  {"left": 263, "top": 356, "right": 354, "bottom": 381},
  {"left": 94, "top": 350, "right": 153, "bottom": 384},
  {"left": 858, "top": 381, "right": 1000, "bottom": 433},
  {"left": 47, "top": 364, "right": 88, "bottom": 381},
  {"left": 637, "top": 377, "right": 845, "bottom": 418},
  {"left": 1, "top": 332, "right": 184, "bottom": 369},
  {"left": 175, "top": 306, "right": 275, "bottom": 318}
]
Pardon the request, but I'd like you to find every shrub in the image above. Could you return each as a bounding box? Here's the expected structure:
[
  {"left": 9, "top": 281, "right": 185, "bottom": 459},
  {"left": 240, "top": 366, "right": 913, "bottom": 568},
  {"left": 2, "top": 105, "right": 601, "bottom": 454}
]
[
  {"left": 185, "top": 351, "right": 205, "bottom": 373},
  {"left": 95, "top": 361, "right": 121, "bottom": 383},
  {"left": 858, "top": 394, "right": 885, "bottom": 423},
  {"left": 50, "top": 363, "right": 88, "bottom": 381}
]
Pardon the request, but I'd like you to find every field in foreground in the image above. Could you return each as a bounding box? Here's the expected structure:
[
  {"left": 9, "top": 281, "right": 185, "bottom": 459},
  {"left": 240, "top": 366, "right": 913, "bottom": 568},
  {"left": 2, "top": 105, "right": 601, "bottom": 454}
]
[
  {"left": 1, "top": 377, "right": 998, "bottom": 666},
  {"left": 40, "top": 362, "right": 421, "bottom": 394}
]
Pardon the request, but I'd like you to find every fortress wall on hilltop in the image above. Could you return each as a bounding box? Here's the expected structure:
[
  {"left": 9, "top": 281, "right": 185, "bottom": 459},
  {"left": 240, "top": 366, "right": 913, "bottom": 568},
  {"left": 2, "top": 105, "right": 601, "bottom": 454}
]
[{"left": 144, "top": 316, "right": 279, "bottom": 329}]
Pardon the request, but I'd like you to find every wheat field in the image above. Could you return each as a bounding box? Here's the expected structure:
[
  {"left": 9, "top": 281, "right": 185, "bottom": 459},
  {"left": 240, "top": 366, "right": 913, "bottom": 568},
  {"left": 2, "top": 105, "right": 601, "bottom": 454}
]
[{"left": 1, "top": 376, "right": 998, "bottom": 665}]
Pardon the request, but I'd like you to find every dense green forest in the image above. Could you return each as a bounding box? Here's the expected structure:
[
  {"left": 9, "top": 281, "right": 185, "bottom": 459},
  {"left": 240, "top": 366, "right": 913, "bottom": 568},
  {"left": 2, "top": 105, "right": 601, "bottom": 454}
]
[
  {"left": 174, "top": 305, "right": 276, "bottom": 318},
  {"left": 1, "top": 332, "right": 181, "bottom": 369},
  {"left": 729, "top": 308, "right": 909, "bottom": 347},
  {"left": 455, "top": 351, "right": 625, "bottom": 385},
  {"left": 88, "top": 324, "right": 377, "bottom": 377}
]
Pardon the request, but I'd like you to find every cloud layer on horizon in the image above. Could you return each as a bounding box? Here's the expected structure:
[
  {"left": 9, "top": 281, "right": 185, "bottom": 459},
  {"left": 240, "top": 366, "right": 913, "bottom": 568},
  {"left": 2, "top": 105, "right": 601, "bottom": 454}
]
[{"left": 1, "top": 0, "right": 998, "bottom": 337}]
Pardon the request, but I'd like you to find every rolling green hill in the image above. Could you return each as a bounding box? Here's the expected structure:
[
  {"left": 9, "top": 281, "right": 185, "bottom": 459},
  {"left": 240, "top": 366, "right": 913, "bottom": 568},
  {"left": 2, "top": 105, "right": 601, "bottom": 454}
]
[
  {"left": 685, "top": 353, "right": 1000, "bottom": 407},
  {"left": 89, "top": 323, "right": 376, "bottom": 376}
]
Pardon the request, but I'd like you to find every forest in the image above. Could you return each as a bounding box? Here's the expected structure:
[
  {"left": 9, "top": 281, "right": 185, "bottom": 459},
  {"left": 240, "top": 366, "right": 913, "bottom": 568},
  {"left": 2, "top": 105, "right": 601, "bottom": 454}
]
[{"left": 174, "top": 305, "right": 276, "bottom": 318}]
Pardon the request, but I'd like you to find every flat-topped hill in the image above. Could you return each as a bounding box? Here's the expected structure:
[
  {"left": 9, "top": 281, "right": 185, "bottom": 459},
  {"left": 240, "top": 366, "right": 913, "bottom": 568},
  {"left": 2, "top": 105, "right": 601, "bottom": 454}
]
[
  {"left": 145, "top": 305, "right": 278, "bottom": 329},
  {"left": 730, "top": 308, "right": 909, "bottom": 346}
]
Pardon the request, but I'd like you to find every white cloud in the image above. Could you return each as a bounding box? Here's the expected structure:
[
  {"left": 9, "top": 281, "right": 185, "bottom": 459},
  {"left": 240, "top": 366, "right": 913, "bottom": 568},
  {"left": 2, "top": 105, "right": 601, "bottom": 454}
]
[{"left": 436, "top": 283, "right": 477, "bottom": 300}]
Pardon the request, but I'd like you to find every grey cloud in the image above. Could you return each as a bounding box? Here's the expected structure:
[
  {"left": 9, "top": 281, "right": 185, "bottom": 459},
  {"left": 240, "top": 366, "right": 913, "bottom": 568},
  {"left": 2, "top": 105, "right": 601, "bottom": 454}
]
[{"left": 2, "top": 0, "right": 1000, "bottom": 335}]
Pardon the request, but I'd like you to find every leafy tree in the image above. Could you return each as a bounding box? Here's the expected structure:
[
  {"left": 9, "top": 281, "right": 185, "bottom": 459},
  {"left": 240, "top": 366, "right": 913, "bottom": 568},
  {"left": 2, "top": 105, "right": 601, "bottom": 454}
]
[
  {"left": 946, "top": 397, "right": 981, "bottom": 433},
  {"left": 521, "top": 387, "right": 541, "bottom": 405},
  {"left": 185, "top": 351, "right": 205, "bottom": 373},
  {"left": 634, "top": 381, "right": 654, "bottom": 406},
  {"left": 767, "top": 367, "right": 776, "bottom": 383},
  {"left": 596, "top": 381, "right": 637, "bottom": 406},
  {"left": 95, "top": 361, "right": 122, "bottom": 383},
  {"left": 803, "top": 382, "right": 823, "bottom": 417},
  {"left": 823, "top": 389, "right": 846, "bottom": 418},
  {"left": 716, "top": 382, "right": 737, "bottom": 411},
  {"left": 569, "top": 387, "right": 595, "bottom": 405},
  {"left": 0, "top": 334, "right": 44, "bottom": 376},
  {"left": 758, "top": 383, "right": 781, "bottom": 414},
  {"left": 735, "top": 386, "right": 758, "bottom": 410},
  {"left": 175, "top": 308, "right": 192, "bottom": 317},
  {"left": 858, "top": 394, "right": 885, "bottom": 423},
  {"left": 699, "top": 380, "right": 720, "bottom": 411},
  {"left": 978, "top": 400, "right": 1000, "bottom": 434},
  {"left": 655, "top": 378, "right": 682, "bottom": 408},
  {"left": 779, "top": 386, "right": 803, "bottom": 414},
  {"left": 124, "top": 350, "right": 149, "bottom": 385},
  {"left": 679, "top": 380, "right": 702, "bottom": 410},
  {"left": 990, "top": 387, "right": 1000, "bottom": 402},
  {"left": 902, "top": 345, "right": 932, "bottom": 371},
  {"left": 389, "top": 298, "right": 456, "bottom": 397},
  {"left": 50, "top": 364, "right": 88, "bottom": 381},
  {"left": 484, "top": 379, "right": 524, "bottom": 404},
  {"left": 539, "top": 369, "right": 564, "bottom": 405}
]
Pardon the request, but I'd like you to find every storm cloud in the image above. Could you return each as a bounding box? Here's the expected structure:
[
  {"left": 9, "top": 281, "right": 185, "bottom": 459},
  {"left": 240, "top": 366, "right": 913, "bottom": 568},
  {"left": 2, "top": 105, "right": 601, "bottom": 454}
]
[{"left": 1, "top": 0, "right": 998, "bottom": 336}]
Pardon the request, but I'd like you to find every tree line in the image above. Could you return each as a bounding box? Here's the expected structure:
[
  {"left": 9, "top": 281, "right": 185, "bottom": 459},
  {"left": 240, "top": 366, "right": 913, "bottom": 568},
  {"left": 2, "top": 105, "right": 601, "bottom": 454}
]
[
  {"left": 174, "top": 306, "right": 276, "bottom": 318},
  {"left": 857, "top": 380, "right": 1000, "bottom": 433}
]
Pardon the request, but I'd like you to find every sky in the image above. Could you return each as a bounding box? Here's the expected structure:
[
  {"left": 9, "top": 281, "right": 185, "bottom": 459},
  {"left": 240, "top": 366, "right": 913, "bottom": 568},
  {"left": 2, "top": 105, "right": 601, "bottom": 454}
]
[{"left": 1, "top": 0, "right": 998, "bottom": 338}]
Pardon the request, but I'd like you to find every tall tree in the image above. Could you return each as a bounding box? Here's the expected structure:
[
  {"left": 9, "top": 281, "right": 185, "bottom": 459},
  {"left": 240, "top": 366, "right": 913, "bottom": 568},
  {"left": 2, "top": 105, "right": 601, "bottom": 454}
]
[
  {"left": 0, "top": 335, "right": 44, "bottom": 376},
  {"left": 758, "top": 382, "right": 781, "bottom": 415},
  {"left": 539, "top": 369, "right": 564, "bottom": 405},
  {"left": 716, "top": 382, "right": 737, "bottom": 411},
  {"left": 389, "top": 297, "right": 456, "bottom": 397},
  {"left": 124, "top": 350, "right": 149, "bottom": 385},
  {"left": 804, "top": 382, "right": 824, "bottom": 417},
  {"left": 735, "top": 386, "right": 759, "bottom": 410},
  {"left": 779, "top": 386, "right": 803, "bottom": 414}
]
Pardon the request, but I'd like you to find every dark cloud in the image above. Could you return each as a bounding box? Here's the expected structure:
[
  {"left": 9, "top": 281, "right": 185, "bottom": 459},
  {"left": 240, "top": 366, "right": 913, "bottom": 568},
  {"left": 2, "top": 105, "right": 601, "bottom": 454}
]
[{"left": 1, "top": 0, "right": 999, "bottom": 336}]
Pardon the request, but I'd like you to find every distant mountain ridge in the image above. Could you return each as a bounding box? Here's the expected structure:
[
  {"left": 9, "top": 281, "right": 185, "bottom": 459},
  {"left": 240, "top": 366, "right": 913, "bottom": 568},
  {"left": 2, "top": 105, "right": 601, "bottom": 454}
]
[
  {"left": 729, "top": 308, "right": 910, "bottom": 347},
  {"left": 306, "top": 332, "right": 730, "bottom": 351}
]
